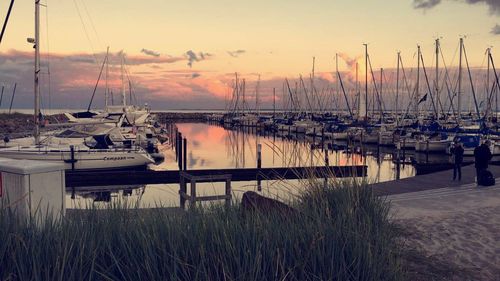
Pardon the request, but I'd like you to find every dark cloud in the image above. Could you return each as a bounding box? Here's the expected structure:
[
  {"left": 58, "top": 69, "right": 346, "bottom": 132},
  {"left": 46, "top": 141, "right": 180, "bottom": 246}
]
[
  {"left": 413, "top": 0, "right": 500, "bottom": 34},
  {"left": 492, "top": 24, "right": 500, "bottom": 35},
  {"left": 413, "top": 0, "right": 500, "bottom": 14},
  {"left": 465, "top": 0, "right": 500, "bottom": 15},
  {"left": 413, "top": 0, "right": 441, "bottom": 9},
  {"left": 227, "top": 49, "right": 246, "bottom": 58},
  {"left": 185, "top": 50, "right": 211, "bottom": 68},
  {"left": 140, "top": 48, "right": 160, "bottom": 57}
]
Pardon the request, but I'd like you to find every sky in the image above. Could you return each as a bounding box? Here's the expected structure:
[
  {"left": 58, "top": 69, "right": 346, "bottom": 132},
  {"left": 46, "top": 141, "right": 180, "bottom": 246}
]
[{"left": 0, "top": 0, "right": 499, "bottom": 110}]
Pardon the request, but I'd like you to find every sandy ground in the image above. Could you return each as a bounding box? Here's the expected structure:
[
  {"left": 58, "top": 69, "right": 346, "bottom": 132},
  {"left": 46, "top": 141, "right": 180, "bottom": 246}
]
[{"left": 389, "top": 182, "right": 500, "bottom": 280}]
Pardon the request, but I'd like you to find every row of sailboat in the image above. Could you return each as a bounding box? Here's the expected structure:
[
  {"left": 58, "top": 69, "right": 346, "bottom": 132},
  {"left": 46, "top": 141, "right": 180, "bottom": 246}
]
[
  {"left": 209, "top": 38, "right": 500, "bottom": 157},
  {"left": 0, "top": 1, "right": 166, "bottom": 170}
]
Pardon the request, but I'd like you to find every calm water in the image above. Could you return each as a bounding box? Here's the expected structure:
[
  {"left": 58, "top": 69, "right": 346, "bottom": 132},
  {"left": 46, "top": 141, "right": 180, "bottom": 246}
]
[{"left": 66, "top": 123, "right": 417, "bottom": 209}]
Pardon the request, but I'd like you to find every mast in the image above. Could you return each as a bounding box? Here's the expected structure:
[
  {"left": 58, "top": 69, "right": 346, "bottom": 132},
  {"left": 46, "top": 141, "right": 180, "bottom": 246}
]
[
  {"left": 416, "top": 45, "right": 421, "bottom": 118},
  {"left": 356, "top": 62, "right": 359, "bottom": 119},
  {"left": 458, "top": 38, "right": 463, "bottom": 123},
  {"left": 311, "top": 56, "right": 315, "bottom": 114},
  {"left": 256, "top": 74, "right": 260, "bottom": 116},
  {"left": 396, "top": 52, "right": 400, "bottom": 121},
  {"left": 380, "top": 68, "right": 383, "bottom": 121},
  {"left": 336, "top": 53, "right": 339, "bottom": 115},
  {"left": 435, "top": 39, "right": 440, "bottom": 118},
  {"left": 105, "top": 46, "right": 109, "bottom": 109},
  {"left": 34, "top": 0, "right": 41, "bottom": 145},
  {"left": 121, "top": 54, "right": 126, "bottom": 107},
  {"left": 273, "top": 87, "right": 276, "bottom": 117},
  {"left": 364, "top": 44, "right": 368, "bottom": 119}
]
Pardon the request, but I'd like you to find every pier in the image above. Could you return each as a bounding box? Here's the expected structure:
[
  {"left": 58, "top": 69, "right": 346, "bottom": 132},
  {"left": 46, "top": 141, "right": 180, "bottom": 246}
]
[{"left": 65, "top": 165, "right": 367, "bottom": 187}]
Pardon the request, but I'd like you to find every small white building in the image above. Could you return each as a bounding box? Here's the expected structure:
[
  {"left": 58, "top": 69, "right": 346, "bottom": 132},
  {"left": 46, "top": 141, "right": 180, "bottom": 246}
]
[{"left": 0, "top": 158, "right": 65, "bottom": 224}]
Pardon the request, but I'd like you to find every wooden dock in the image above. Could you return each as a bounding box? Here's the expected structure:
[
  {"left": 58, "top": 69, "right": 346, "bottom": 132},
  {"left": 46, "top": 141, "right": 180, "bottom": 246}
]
[
  {"left": 371, "top": 164, "right": 500, "bottom": 196},
  {"left": 65, "top": 165, "right": 367, "bottom": 187}
]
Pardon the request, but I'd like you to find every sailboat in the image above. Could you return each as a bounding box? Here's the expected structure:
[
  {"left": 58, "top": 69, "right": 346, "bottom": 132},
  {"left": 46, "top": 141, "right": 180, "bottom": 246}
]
[{"left": 0, "top": 1, "right": 154, "bottom": 170}]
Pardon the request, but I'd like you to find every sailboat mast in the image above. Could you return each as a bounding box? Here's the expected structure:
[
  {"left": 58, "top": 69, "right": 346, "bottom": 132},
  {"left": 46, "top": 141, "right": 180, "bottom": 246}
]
[
  {"left": 311, "top": 56, "right": 315, "bottom": 114},
  {"left": 356, "top": 62, "right": 359, "bottom": 119},
  {"left": 435, "top": 39, "right": 440, "bottom": 118},
  {"left": 273, "top": 87, "right": 276, "bottom": 117},
  {"left": 121, "top": 54, "right": 126, "bottom": 107},
  {"left": 458, "top": 38, "right": 463, "bottom": 123},
  {"left": 396, "top": 52, "right": 400, "bottom": 121},
  {"left": 380, "top": 68, "right": 383, "bottom": 119},
  {"left": 364, "top": 44, "right": 368, "bottom": 119},
  {"left": 34, "top": 0, "right": 41, "bottom": 145},
  {"left": 416, "top": 45, "right": 421, "bottom": 118},
  {"left": 336, "top": 53, "right": 339, "bottom": 115},
  {"left": 486, "top": 47, "right": 491, "bottom": 119},
  {"left": 105, "top": 46, "right": 109, "bottom": 108}
]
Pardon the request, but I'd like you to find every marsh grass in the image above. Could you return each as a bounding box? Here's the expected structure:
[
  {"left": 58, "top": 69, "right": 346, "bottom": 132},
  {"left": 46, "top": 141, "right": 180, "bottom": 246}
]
[{"left": 0, "top": 183, "right": 405, "bottom": 281}]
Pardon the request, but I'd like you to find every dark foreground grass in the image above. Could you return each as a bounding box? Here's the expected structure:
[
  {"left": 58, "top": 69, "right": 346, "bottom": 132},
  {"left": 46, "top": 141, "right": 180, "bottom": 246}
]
[{"left": 0, "top": 184, "right": 405, "bottom": 281}]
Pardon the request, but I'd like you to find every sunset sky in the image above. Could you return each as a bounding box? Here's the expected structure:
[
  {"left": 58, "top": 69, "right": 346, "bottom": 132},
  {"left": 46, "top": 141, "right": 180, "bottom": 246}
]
[{"left": 0, "top": 0, "right": 499, "bottom": 110}]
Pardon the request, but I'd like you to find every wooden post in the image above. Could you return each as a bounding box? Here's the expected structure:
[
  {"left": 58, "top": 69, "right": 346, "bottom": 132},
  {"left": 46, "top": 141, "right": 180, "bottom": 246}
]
[
  {"left": 183, "top": 138, "right": 187, "bottom": 171},
  {"left": 257, "top": 143, "right": 262, "bottom": 191},
  {"left": 426, "top": 140, "right": 429, "bottom": 163},
  {"left": 190, "top": 179, "right": 196, "bottom": 206},
  {"left": 178, "top": 133, "right": 183, "bottom": 170},
  {"left": 403, "top": 138, "right": 406, "bottom": 158},
  {"left": 225, "top": 179, "right": 231, "bottom": 207},
  {"left": 70, "top": 145, "right": 75, "bottom": 171},
  {"left": 321, "top": 127, "right": 325, "bottom": 148},
  {"left": 257, "top": 143, "right": 262, "bottom": 169},
  {"left": 179, "top": 174, "right": 186, "bottom": 209}
]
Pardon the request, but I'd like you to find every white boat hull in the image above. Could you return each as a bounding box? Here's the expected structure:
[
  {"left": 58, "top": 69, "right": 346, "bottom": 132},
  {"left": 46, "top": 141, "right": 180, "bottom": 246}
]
[
  {"left": 0, "top": 147, "right": 154, "bottom": 170},
  {"left": 415, "top": 140, "right": 450, "bottom": 153}
]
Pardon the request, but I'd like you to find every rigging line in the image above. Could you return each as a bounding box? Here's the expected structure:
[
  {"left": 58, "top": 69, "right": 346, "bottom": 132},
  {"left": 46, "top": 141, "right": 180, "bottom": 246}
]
[
  {"left": 439, "top": 43, "right": 457, "bottom": 118},
  {"left": 463, "top": 44, "right": 481, "bottom": 119},
  {"left": 367, "top": 55, "right": 384, "bottom": 115},
  {"left": 72, "top": 0, "right": 99, "bottom": 67},
  {"left": 44, "top": 0, "right": 51, "bottom": 112},
  {"left": 78, "top": 0, "right": 103, "bottom": 49},
  {"left": 87, "top": 52, "right": 108, "bottom": 111},
  {"left": 420, "top": 52, "right": 438, "bottom": 117},
  {"left": 0, "top": 0, "right": 15, "bottom": 46},
  {"left": 122, "top": 57, "right": 138, "bottom": 105}
]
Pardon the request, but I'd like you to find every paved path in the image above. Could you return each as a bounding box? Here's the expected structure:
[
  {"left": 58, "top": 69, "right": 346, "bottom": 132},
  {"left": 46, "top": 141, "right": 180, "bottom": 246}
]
[
  {"left": 388, "top": 178, "right": 500, "bottom": 280},
  {"left": 371, "top": 164, "right": 500, "bottom": 196}
]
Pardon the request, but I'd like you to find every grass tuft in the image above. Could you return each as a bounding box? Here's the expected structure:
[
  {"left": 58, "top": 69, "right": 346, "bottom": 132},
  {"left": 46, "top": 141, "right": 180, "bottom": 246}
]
[{"left": 1, "top": 183, "right": 405, "bottom": 281}]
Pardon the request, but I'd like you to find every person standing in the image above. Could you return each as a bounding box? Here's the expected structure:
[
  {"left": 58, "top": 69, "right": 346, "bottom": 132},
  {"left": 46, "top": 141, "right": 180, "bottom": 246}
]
[
  {"left": 451, "top": 142, "right": 464, "bottom": 180},
  {"left": 474, "top": 140, "right": 492, "bottom": 182}
]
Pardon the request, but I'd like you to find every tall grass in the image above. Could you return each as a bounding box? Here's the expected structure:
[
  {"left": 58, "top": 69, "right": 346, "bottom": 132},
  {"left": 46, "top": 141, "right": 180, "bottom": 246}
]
[{"left": 0, "top": 183, "right": 404, "bottom": 281}]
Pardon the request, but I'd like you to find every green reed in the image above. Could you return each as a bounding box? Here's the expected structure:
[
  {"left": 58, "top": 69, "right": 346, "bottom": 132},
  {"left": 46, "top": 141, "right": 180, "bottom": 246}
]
[{"left": 0, "top": 183, "right": 404, "bottom": 281}]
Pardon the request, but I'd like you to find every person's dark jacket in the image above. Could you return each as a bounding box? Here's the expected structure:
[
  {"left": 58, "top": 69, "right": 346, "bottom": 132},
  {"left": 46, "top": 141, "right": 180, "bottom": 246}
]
[
  {"left": 451, "top": 146, "right": 464, "bottom": 164},
  {"left": 474, "top": 144, "right": 492, "bottom": 169}
]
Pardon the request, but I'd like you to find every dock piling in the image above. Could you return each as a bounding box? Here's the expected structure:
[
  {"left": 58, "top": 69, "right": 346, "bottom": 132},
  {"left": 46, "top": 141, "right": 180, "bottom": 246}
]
[{"left": 183, "top": 138, "right": 187, "bottom": 171}]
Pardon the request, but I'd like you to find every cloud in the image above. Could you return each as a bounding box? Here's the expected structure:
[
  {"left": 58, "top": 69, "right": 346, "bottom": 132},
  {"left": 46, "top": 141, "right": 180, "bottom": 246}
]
[
  {"left": 413, "top": 0, "right": 500, "bottom": 36},
  {"left": 413, "top": 0, "right": 442, "bottom": 9},
  {"left": 492, "top": 24, "right": 500, "bottom": 35},
  {"left": 227, "top": 49, "right": 246, "bottom": 58},
  {"left": 413, "top": 0, "right": 500, "bottom": 14},
  {"left": 465, "top": 0, "right": 500, "bottom": 15},
  {"left": 140, "top": 48, "right": 160, "bottom": 57},
  {"left": 186, "top": 50, "right": 211, "bottom": 68}
]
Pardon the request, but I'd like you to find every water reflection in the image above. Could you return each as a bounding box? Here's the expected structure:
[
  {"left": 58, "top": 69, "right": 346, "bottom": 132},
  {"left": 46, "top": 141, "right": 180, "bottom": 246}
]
[
  {"left": 68, "top": 123, "right": 421, "bottom": 208},
  {"left": 173, "top": 123, "right": 415, "bottom": 183}
]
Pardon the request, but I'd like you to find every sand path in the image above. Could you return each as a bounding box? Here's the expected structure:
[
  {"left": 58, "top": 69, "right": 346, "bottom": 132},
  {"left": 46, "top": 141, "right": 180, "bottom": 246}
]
[{"left": 389, "top": 182, "right": 500, "bottom": 280}]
